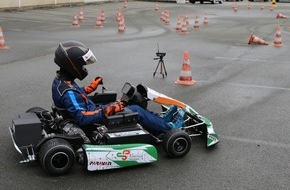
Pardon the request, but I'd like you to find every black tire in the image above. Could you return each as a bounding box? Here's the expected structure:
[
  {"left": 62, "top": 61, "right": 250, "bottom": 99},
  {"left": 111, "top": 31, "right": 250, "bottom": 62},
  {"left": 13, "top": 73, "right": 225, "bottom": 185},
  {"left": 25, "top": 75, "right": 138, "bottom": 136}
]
[
  {"left": 26, "top": 107, "right": 47, "bottom": 113},
  {"left": 26, "top": 106, "right": 53, "bottom": 120},
  {"left": 163, "top": 129, "right": 192, "bottom": 158},
  {"left": 39, "top": 138, "right": 75, "bottom": 175},
  {"left": 189, "top": 0, "right": 195, "bottom": 3}
]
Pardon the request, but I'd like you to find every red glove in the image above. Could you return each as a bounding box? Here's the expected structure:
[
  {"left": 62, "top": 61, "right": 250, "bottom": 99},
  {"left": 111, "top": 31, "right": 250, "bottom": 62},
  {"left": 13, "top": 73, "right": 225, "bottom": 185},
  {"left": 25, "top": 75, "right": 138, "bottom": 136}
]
[
  {"left": 103, "top": 100, "right": 125, "bottom": 117},
  {"left": 84, "top": 77, "right": 103, "bottom": 94}
]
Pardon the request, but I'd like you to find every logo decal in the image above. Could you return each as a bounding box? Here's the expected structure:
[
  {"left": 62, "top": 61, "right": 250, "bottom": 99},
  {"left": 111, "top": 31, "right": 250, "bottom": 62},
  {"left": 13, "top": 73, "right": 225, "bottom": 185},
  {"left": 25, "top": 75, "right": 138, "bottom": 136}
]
[
  {"left": 89, "top": 161, "right": 112, "bottom": 166},
  {"left": 208, "top": 134, "right": 217, "bottom": 142},
  {"left": 117, "top": 150, "right": 131, "bottom": 160}
]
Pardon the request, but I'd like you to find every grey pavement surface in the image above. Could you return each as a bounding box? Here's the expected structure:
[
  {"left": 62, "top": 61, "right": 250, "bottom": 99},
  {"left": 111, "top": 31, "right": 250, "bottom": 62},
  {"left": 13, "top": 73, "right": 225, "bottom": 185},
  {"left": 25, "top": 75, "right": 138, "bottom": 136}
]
[{"left": 0, "top": 1, "right": 289, "bottom": 190}]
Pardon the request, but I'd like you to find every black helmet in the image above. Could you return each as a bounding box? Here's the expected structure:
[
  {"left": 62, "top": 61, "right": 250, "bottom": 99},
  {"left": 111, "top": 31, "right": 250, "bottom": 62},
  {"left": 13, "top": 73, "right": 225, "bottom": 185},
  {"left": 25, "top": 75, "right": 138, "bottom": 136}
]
[{"left": 54, "top": 41, "right": 97, "bottom": 80}]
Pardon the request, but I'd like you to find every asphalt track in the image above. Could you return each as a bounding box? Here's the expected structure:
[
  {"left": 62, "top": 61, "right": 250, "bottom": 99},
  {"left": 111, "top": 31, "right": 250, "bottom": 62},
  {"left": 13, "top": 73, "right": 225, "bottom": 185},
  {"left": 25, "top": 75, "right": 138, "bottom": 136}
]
[{"left": 0, "top": 1, "right": 289, "bottom": 190}]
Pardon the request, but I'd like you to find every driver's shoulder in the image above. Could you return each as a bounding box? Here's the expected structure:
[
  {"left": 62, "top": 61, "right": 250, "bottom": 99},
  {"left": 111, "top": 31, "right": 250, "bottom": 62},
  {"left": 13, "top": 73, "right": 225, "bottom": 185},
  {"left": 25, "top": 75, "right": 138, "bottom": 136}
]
[{"left": 55, "top": 79, "right": 80, "bottom": 96}]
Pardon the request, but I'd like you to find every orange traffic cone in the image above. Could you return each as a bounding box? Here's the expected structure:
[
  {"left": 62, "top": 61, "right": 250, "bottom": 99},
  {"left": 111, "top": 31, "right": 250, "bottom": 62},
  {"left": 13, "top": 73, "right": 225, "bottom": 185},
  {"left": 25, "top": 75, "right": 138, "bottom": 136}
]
[
  {"left": 273, "top": 25, "right": 283, "bottom": 47},
  {"left": 233, "top": 6, "right": 238, "bottom": 12},
  {"left": 233, "top": 3, "right": 238, "bottom": 12},
  {"left": 276, "top": 13, "right": 287, "bottom": 19},
  {"left": 124, "top": 1, "right": 127, "bottom": 9},
  {"left": 72, "top": 12, "right": 80, "bottom": 28},
  {"left": 269, "top": 5, "right": 274, "bottom": 11},
  {"left": 184, "top": 14, "right": 189, "bottom": 26},
  {"left": 160, "top": 10, "right": 165, "bottom": 21},
  {"left": 155, "top": 2, "right": 159, "bottom": 11},
  {"left": 101, "top": 9, "right": 107, "bottom": 23},
  {"left": 79, "top": 8, "right": 85, "bottom": 22},
  {"left": 118, "top": 16, "right": 126, "bottom": 33},
  {"left": 260, "top": 3, "right": 264, "bottom": 10},
  {"left": 248, "top": 34, "right": 268, "bottom": 45},
  {"left": 175, "top": 16, "right": 182, "bottom": 30},
  {"left": 180, "top": 20, "right": 189, "bottom": 35},
  {"left": 193, "top": 16, "right": 199, "bottom": 29},
  {"left": 95, "top": 13, "right": 103, "bottom": 28},
  {"left": 232, "top": 2, "right": 236, "bottom": 10},
  {"left": 0, "top": 27, "right": 9, "bottom": 49},
  {"left": 203, "top": 13, "right": 208, "bottom": 25},
  {"left": 247, "top": 2, "right": 251, "bottom": 10},
  {"left": 175, "top": 51, "right": 196, "bottom": 86},
  {"left": 164, "top": 11, "right": 170, "bottom": 25},
  {"left": 116, "top": 8, "right": 122, "bottom": 23}
]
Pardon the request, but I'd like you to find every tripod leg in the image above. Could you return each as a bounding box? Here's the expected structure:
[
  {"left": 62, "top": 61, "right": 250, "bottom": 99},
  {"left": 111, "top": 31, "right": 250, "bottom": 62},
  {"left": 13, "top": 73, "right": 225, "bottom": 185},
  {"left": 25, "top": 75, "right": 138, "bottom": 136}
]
[
  {"left": 159, "top": 60, "right": 164, "bottom": 78},
  {"left": 161, "top": 62, "right": 164, "bottom": 78},
  {"left": 161, "top": 60, "right": 167, "bottom": 77},
  {"left": 153, "top": 61, "right": 161, "bottom": 77}
]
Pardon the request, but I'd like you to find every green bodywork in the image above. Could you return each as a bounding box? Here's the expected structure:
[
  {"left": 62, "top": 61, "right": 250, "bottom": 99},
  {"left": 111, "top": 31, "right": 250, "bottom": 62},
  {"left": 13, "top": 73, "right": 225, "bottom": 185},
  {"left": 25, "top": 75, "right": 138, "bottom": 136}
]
[
  {"left": 83, "top": 143, "right": 158, "bottom": 171},
  {"left": 186, "top": 106, "right": 219, "bottom": 147}
]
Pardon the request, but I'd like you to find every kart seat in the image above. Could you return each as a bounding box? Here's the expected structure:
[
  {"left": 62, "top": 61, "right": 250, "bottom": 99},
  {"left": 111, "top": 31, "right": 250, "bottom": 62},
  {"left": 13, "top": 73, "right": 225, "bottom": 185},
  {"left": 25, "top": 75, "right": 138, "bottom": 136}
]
[{"left": 52, "top": 104, "right": 71, "bottom": 120}]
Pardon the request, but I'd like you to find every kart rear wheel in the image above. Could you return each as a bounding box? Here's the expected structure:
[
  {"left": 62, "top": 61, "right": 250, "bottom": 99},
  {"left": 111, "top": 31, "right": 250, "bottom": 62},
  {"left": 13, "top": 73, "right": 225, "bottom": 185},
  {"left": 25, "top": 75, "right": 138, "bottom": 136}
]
[
  {"left": 26, "top": 107, "right": 47, "bottom": 113},
  {"left": 26, "top": 106, "right": 53, "bottom": 120},
  {"left": 163, "top": 129, "right": 192, "bottom": 158},
  {"left": 39, "top": 138, "right": 75, "bottom": 176}
]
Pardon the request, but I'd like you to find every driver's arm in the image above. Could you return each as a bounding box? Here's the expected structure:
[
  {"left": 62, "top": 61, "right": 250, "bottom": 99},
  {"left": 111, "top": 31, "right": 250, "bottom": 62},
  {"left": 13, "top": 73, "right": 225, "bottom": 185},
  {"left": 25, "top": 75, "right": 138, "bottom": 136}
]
[
  {"left": 83, "top": 76, "right": 103, "bottom": 94},
  {"left": 62, "top": 90, "right": 106, "bottom": 127}
]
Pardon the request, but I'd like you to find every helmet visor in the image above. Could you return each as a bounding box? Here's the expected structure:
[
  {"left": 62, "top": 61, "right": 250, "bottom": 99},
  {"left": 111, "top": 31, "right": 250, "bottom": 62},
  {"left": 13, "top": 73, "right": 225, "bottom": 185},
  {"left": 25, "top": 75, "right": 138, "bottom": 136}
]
[{"left": 82, "top": 49, "right": 97, "bottom": 65}]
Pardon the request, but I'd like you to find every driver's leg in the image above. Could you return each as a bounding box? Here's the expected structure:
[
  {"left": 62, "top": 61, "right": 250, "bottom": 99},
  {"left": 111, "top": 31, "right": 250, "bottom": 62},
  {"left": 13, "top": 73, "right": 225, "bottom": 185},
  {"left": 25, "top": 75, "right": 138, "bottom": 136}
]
[
  {"left": 127, "top": 105, "right": 171, "bottom": 133},
  {"left": 127, "top": 105, "right": 183, "bottom": 133}
]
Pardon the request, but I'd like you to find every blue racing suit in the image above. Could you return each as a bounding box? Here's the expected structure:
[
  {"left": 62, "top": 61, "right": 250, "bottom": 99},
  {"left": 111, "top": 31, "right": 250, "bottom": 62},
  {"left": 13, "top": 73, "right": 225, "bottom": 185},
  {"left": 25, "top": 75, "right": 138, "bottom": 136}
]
[{"left": 52, "top": 74, "right": 171, "bottom": 133}]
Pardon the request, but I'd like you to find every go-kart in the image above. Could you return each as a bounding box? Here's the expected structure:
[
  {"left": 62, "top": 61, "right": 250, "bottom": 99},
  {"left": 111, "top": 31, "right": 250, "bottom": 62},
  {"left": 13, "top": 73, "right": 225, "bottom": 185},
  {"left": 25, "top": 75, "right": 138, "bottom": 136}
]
[{"left": 9, "top": 82, "right": 219, "bottom": 176}]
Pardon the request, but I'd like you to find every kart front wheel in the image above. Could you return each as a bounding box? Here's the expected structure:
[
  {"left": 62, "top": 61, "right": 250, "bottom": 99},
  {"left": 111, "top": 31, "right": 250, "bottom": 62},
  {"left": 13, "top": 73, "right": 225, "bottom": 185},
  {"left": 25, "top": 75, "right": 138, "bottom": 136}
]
[
  {"left": 39, "top": 138, "right": 75, "bottom": 175},
  {"left": 163, "top": 129, "right": 192, "bottom": 158}
]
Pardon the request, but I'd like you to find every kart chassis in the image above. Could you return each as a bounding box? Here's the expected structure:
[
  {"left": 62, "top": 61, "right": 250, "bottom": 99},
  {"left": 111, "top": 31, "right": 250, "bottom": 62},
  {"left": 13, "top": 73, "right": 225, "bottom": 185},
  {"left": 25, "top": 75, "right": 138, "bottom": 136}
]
[{"left": 9, "top": 82, "right": 219, "bottom": 175}]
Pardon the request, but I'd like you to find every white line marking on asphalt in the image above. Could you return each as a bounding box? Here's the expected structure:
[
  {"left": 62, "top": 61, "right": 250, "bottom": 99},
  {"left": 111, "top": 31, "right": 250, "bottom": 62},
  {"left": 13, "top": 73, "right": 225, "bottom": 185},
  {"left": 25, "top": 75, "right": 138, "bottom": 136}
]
[
  {"left": 220, "top": 135, "right": 290, "bottom": 149},
  {"left": 215, "top": 56, "right": 290, "bottom": 64},
  {"left": 198, "top": 81, "right": 290, "bottom": 91},
  {"left": 9, "top": 28, "right": 23, "bottom": 31},
  {"left": 234, "top": 43, "right": 249, "bottom": 46},
  {"left": 3, "top": 17, "right": 68, "bottom": 25},
  {"left": 223, "top": 82, "right": 290, "bottom": 91}
]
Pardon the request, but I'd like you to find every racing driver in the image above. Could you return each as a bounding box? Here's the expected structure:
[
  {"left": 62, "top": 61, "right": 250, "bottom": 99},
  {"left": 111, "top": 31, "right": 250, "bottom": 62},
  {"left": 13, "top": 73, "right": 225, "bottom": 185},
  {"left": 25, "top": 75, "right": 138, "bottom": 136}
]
[{"left": 52, "top": 41, "right": 184, "bottom": 142}]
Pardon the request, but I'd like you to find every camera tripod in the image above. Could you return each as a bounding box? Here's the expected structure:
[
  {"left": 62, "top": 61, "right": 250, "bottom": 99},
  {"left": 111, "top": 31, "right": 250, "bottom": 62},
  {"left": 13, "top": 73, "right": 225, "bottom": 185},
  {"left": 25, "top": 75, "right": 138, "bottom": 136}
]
[{"left": 153, "top": 54, "right": 167, "bottom": 78}]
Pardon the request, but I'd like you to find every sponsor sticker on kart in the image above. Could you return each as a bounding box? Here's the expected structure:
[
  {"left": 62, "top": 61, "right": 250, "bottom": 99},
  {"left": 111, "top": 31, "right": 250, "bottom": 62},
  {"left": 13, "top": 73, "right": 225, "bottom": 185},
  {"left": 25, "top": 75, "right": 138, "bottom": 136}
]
[
  {"left": 107, "top": 130, "right": 147, "bottom": 138},
  {"left": 84, "top": 144, "right": 157, "bottom": 171}
]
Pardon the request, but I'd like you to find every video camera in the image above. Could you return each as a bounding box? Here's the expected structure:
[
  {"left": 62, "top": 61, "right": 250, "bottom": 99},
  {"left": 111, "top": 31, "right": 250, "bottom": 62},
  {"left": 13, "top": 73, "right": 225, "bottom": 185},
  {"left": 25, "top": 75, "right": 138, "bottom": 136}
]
[
  {"left": 156, "top": 52, "right": 166, "bottom": 58},
  {"left": 154, "top": 43, "right": 166, "bottom": 60},
  {"left": 153, "top": 43, "right": 167, "bottom": 78}
]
